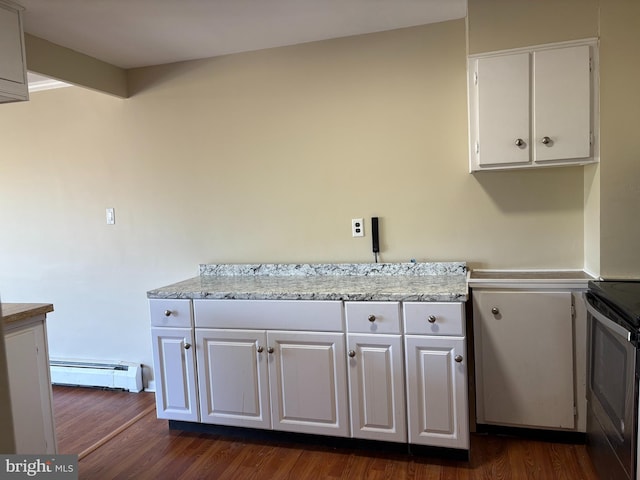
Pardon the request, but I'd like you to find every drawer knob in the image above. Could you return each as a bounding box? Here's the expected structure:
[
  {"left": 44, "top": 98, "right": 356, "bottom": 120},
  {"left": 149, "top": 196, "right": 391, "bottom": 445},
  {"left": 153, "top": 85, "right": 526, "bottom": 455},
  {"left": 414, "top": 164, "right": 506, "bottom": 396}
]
[
  {"left": 164, "top": 310, "right": 172, "bottom": 317},
  {"left": 427, "top": 315, "right": 437, "bottom": 323},
  {"left": 515, "top": 138, "right": 525, "bottom": 147},
  {"left": 267, "top": 347, "right": 274, "bottom": 354},
  {"left": 368, "top": 314, "right": 376, "bottom": 322},
  {"left": 455, "top": 355, "right": 463, "bottom": 363},
  {"left": 184, "top": 342, "right": 191, "bottom": 350},
  {"left": 491, "top": 307, "right": 500, "bottom": 315},
  {"left": 348, "top": 350, "right": 356, "bottom": 358},
  {"left": 541, "top": 136, "right": 551, "bottom": 145},
  {"left": 257, "top": 346, "right": 264, "bottom": 353}
]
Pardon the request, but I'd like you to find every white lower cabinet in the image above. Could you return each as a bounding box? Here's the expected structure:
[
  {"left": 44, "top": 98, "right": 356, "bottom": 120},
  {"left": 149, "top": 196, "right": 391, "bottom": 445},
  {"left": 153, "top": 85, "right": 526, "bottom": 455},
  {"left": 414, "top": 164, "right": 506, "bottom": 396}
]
[
  {"left": 347, "top": 333, "right": 406, "bottom": 442},
  {"left": 268, "top": 330, "right": 348, "bottom": 436},
  {"left": 196, "top": 329, "right": 270, "bottom": 429},
  {"left": 345, "top": 301, "right": 406, "bottom": 443},
  {"left": 150, "top": 298, "right": 469, "bottom": 451},
  {"left": 405, "top": 336, "right": 468, "bottom": 449},
  {"left": 404, "top": 302, "right": 469, "bottom": 450},
  {"left": 150, "top": 299, "right": 198, "bottom": 422},
  {"left": 4, "top": 315, "right": 57, "bottom": 454},
  {"left": 473, "top": 290, "right": 576, "bottom": 429},
  {"left": 193, "top": 299, "right": 349, "bottom": 437},
  {"left": 151, "top": 326, "right": 198, "bottom": 422}
]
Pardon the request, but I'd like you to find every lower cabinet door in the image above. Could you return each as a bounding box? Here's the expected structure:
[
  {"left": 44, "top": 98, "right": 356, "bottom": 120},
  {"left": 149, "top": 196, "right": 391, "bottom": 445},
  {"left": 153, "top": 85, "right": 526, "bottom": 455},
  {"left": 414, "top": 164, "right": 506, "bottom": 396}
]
[
  {"left": 196, "top": 329, "right": 270, "bottom": 429},
  {"left": 151, "top": 327, "right": 198, "bottom": 422},
  {"left": 267, "top": 331, "right": 349, "bottom": 437},
  {"left": 5, "top": 320, "right": 57, "bottom": 454},
  {"left": 347, "top": 334, "right": 406, "bottom": 442},
  {"left": 405, "top": 335, "right": 468, "bottom": 449},
  {"left": 472, "top": 290, "right": 575, "bottom": 429}
]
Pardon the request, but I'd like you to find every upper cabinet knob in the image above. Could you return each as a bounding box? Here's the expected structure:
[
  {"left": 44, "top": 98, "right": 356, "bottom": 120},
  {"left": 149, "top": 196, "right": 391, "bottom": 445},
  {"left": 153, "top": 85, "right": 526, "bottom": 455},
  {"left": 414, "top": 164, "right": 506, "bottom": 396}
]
[
  {"left": 184, "top": 342, "right": 191, "bottom": 350},
  {"left": 455, "top": 355, "right": 463, "bottom": 363},
  {"left": 427, "top": 315, "right": 437, "bottom": 323},
  {"left": 257, "top": 346, "right": 264, "bottom": 353},
  {"left": 515, "top": 138, "right": 525, "bottom": 147},
  {"left": 368, "top": 314, "right": 376, "bottom": 322},
  {"left": 491, "top": 307, "right": 500, "bottom": 315},
  {"left": 348, "top": 350, "right": 356, "bottom": 358},
  {"left": 541, "top": 136, "right": 551, "bottom": 145},
  {"left": 267, "top": 347, "right": 274, "bottom": 354},
  {"left": 164, "top": 310, "right": 172, "bottom": 317}
]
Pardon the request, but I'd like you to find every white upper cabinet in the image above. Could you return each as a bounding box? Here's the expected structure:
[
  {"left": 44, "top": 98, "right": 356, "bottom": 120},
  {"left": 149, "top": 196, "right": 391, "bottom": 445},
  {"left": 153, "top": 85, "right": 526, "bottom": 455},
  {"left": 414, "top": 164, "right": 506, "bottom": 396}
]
[
  {"left": 468, "top": 39, "right": 598, "bottom": 172},
  {"left": 0, "top": 0, "right": 28, "bottom": 103}
]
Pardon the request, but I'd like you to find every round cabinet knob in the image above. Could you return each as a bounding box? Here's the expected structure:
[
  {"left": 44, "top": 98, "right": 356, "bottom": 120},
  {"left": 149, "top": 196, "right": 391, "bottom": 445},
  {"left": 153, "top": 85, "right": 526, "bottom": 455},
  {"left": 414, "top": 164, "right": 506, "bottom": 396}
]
[
  {"left": 257, "top": 346, "right": 264, "bottom": 353},
  {"left": 541, "top": 136, "right": 551, "bottom": 145},
  {"left": 184, "top": 342, "right": 191, "bottom": 350},
  {"left": 491, "top": 307, "right": 500, "bottom": 315},
  {"left": 368, "top": 315, "right": 376, "bottom": 323},
  {"left": 454, "top": 355, "right": 463, "bottom": 363},
  {"left": 164, "top": 310, "right": 172, "bottom": 317},
  {"left": 427, "top": 315, "right": 437, "bottom": 323},
  {"left": 514, "top": 138, "right": 525, "bottom": 147},
  {"left": 267, "top": 347, "right": 274, "bottom": 354},
  {"left": 348, "top": 350, "right": 356, "bottom": 358}
]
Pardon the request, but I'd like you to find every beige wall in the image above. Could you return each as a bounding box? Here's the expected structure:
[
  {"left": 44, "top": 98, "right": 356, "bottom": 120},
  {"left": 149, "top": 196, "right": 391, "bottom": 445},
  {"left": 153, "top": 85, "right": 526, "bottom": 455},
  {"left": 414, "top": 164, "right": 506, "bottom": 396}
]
[
  {"left": 0, "top": 19, "right": 589, "bottom": 381},
  {"left": 467, "top": 0, "right": 599, "bottom": 54},
  {"left": 599, "top": 0, "right": 640, "bottom": 278}
]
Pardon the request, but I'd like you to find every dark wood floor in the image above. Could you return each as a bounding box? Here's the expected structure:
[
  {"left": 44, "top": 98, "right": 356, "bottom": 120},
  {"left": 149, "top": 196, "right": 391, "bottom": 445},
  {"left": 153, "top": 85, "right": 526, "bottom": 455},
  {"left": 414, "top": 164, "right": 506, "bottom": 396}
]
[{"left": 52, "top": 386, "right": 600, "bottom": 479}]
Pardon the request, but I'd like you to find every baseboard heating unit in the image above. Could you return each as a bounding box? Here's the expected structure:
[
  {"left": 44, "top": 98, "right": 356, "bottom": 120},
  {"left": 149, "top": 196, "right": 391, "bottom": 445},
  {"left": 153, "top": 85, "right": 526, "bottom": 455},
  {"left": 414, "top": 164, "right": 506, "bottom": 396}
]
[{"left": 50, "top": 359, "right": 143, "bottom": 392}]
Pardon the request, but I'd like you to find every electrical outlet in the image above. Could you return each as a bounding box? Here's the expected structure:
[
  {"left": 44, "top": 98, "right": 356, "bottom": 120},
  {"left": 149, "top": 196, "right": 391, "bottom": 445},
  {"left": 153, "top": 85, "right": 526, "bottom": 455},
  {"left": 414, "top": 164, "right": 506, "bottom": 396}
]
[{"left": 352, "top": 218, "right": 364, "bottom": 237}]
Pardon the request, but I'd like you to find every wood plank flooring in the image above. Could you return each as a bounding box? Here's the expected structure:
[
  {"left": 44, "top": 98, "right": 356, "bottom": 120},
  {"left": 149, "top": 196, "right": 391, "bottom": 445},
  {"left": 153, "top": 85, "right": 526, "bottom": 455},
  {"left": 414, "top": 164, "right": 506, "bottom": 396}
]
[{"left": 52, "top": 386, "right": 600, "bottom": 479}]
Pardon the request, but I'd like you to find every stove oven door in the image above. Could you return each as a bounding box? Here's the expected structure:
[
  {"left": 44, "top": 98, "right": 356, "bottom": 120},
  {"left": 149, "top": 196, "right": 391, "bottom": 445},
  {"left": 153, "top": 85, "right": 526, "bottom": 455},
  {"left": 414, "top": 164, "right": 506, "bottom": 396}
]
[{"left": 586, "top": 293, "right": 637, "bottom": 480}]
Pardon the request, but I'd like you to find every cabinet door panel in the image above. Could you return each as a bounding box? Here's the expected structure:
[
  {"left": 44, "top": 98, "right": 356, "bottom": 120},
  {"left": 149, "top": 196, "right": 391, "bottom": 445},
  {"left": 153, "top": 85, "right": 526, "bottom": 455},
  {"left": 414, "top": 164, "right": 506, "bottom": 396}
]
[
  {"left": 534, "top": 45, "right": 591, "bottom": 162},
  {"left": 347, "top": 334, "right": 406, "bottom": 442},
  {"left": 196, "top": 329, "right": 270, "bottom": 429},
  {"left": 0, "top": 3, "right": 27, "bottom": 101},
  {"left": 268, "top": 331, "right": 349, "bottom": 437},
  {"left": 5, "top": 321, "right": 56, "bottom": 454},
  {"left": 473, "top": 291, "right": 575, "bottom": 429},
  {"left": 475, "top": 53, "right": 530, "bottom": 166},
  {"left": 405, "top": 335, "right": 468, "bottom": 449},
  {"left": 151, "top": 327, "right": 198, "bottom": 422}
]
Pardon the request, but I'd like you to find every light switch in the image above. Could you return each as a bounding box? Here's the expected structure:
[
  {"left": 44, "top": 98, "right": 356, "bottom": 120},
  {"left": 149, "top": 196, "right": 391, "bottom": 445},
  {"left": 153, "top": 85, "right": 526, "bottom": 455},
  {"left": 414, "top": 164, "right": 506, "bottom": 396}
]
[{"left": 106, "top": 208, "right": 115, "bottom": 225}]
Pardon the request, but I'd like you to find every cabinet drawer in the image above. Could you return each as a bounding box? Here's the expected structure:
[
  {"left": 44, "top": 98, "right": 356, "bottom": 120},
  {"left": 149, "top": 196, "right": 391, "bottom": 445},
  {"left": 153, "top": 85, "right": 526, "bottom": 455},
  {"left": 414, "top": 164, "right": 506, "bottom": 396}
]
[
  {"left": 194, "top": 299, "right": 343, "bottom": 331},
  {"left": 403, "top": 302, "right": 465, "bottom": 336},
  {"left": 150, "top": 299, "right": 193, "bottom": 327},
  {"left": 345, "top": 302, "right": 401, "bottom": 334}
]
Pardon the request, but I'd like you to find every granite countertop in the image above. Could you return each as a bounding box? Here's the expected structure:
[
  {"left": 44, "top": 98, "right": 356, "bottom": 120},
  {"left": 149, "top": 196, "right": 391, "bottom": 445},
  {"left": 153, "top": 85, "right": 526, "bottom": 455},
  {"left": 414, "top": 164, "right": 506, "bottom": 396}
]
[
  {"left": 147, "top": 262, "right": 468, "bottom": 302},
  {"left": 1, "top": 303, "right": 54, "bottom": 325}
]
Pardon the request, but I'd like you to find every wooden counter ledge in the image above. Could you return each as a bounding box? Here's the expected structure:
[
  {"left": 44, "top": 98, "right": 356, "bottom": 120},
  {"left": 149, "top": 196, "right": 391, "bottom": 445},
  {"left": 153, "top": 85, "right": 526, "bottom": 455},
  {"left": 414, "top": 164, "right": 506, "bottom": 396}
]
[{"left": 1, "top": 303, "right": 54, "bottom": 325}]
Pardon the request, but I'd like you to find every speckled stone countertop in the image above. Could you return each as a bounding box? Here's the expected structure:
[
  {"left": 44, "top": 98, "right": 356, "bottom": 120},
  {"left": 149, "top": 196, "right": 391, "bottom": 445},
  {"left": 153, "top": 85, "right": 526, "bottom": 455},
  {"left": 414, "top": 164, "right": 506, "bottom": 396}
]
[{"left": 147, "top": 262, "right": 468, "bottom": 302}]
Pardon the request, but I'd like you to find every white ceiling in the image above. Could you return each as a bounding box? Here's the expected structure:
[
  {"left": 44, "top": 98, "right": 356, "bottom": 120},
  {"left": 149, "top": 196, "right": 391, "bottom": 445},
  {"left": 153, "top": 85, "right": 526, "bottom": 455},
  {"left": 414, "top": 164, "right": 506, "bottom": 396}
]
[{"left": 18, "top": 0, "right": 467, "bottom": 69}]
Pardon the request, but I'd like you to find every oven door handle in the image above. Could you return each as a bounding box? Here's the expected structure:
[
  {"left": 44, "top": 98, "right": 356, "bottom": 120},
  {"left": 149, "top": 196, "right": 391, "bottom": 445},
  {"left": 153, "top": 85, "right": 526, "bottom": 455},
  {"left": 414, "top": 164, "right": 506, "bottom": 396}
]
[{"left": 586, "top": 298, "right": 633, "bottom": 342}]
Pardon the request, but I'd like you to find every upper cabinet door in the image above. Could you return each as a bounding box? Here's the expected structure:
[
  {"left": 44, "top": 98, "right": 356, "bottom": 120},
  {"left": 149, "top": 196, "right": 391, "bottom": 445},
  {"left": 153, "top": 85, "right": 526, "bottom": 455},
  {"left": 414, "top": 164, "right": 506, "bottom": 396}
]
[
  {"left": 0, "top": 1, "right": 28, "bottom": 102},
  {"left": 533, "top": 45, "right": 591, "bottom": 163},
  {"left": 475, "top": 52, "right": 531, "bottom": 167},
  {"left": 468, "top": 39, "right": 597, "bottom": 172}
]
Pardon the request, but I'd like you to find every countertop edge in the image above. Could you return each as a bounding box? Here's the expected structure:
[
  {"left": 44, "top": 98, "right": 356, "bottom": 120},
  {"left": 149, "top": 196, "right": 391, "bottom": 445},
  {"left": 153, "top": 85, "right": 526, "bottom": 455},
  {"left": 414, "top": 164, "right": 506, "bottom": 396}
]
[
  {"left": 468, "top": 269, "right": 594, "bottom": 289},
  {"left": 147, "top": 291, "right": 469, "bottom": 302},
  {"left": 1, "top": 303, "right": 54, "bottom": 325}
]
